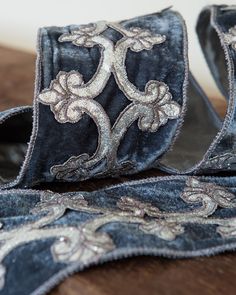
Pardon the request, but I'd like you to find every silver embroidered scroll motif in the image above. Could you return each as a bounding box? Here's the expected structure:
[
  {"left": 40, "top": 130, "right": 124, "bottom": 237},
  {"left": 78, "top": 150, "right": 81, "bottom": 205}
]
[
  {"left": 38, "top": 21, "right": 181, "bottom": 181},
  {"left": 0, "top": 178, "right": 236, "bottom": 289},
  {"left": 223, "top": 26, "right": 236, "bottom": 51}
]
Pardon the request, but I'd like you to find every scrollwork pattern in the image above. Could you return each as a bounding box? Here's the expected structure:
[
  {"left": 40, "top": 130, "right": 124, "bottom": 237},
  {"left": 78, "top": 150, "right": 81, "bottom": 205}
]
[
  {"left": 0, "top": 178, "right": 236, "bottom": 289},
  {"left": 38, "top": 21, "right": 181, "bottom": 181}
]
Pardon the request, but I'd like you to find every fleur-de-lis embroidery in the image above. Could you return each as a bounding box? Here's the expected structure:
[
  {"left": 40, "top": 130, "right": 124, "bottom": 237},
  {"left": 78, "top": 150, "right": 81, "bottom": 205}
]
[
  {"left": 223, "top": 26, "right": 236, "bottom": 51},
  {"left": 181, "top": 177, "right": 236, "bottom": 216},
  {"left": 38, "top": 21, "right": 181, "bottom": 181},
  {"left": 140, "top": 221, "right": 184, "bottom": 241},
  {"left": 52, "top": 227, "right": 115, "bottom": 263},
  {"left": 31, "top": 191, "right": 89, "bottom": 217},
  {"left": 60, "top": 22, "right": 108, "bottom": 47},
  {"left": 117, "top": 196, "right": 160, "bottom": 217}
]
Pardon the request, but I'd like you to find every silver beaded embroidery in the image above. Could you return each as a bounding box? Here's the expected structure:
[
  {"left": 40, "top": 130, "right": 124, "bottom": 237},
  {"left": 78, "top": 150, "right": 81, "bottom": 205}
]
[
  {"left": 38, "top": 21, "right": 181, "bottom": 181},
  {"left": 201, "top": 152, "right": 236, "bottom": 170},
  {"left": 223, "top": 26, "right": 236, "bottom": 51},
  {"left": 0, "top": 178, "right": 236, "bottom": 289}
]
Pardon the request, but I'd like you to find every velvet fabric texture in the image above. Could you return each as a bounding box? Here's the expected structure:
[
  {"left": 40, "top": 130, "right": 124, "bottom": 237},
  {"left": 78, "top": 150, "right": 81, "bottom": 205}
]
[
  {"left": 0, "top": 8, "right": 188, "bottom": 189},
  {"left": 1, "top": 175, "right": 236, "bottom": 295},
  {"left": 1, "top": 5, "right": 236, "bottom": 294},
  {"left": 1, "top": 6, "right": 235, "bottom": 188},
  {"left": 194, "top": 5, "right": 236, "bottom": 173},
  {"left": 158, "top": 5, "right": 236, "bottom": 174},
  {"left": 1, "top": 6, "right": 236, "bottom": 190},
  {"left": 24, "top": 9, "right": 187, "bottom": 185}
]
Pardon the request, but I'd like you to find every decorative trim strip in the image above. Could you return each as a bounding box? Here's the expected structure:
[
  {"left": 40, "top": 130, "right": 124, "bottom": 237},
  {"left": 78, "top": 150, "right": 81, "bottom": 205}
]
[
  {"left": 0, "top": 178, "right": 236, "bottom": 289},
  {"left": 38, "top": 21, "right": 181, "bottom": 181}
]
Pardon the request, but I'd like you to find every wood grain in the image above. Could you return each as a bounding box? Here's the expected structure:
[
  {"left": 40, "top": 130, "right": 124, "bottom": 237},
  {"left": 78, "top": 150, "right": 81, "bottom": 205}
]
[
  {"left": 0, "top": 46, "right": 35, "bottom": 110},
  {"left": 0, "top": 45, "right": 235, "bottom": 295}
]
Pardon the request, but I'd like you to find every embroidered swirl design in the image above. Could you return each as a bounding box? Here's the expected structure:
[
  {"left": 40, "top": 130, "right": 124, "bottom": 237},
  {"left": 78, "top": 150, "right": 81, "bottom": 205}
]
[
  {"left": 38, "top": 21, "right": 181, "bottom": 181},
  {"left": 223, "top": 26, "right": 236, "bottom": 51},
  {"left": 0, "top": 178, "right": 236, "bottom": 289}
]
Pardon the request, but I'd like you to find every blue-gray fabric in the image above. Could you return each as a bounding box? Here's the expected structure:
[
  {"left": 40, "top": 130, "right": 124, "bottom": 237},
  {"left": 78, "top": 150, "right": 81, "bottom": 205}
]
[
  {"left": 22, "top": 9, "right": 186, "bottom": 186},
  {"left": 0, "top": 8, "right": 188, "bottom": 188},
  {"left": 195, "top": 5, "right": 236, "bottom": 171},
  {"left": 1, "top": 175, "right": 236, "bottom": 295},
  {"left": 0, "top": 4, "right": 236, "bottom": 295},
  {"left": 0, "top": 6, "right": 235, "bottom": 188}
]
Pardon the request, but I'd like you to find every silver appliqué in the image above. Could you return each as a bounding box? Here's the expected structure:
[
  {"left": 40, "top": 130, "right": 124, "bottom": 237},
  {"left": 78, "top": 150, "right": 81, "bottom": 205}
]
[
  {"left": 38, "top": 21, "right": 181, "bottom": 181},
  {"left": 0, "top": 178, "right": 236, "bottom": 289}
]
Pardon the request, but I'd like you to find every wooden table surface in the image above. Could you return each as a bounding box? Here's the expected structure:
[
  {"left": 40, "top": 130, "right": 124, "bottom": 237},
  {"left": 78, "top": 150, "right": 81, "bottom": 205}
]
[{"left": 0, "top": 45, "right": 235, "bottom": 295}]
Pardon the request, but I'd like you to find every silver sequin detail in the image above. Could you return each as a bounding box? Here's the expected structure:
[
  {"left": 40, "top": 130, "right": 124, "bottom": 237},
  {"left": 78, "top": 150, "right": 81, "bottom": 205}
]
[
  {"left": 38, "top": 21, "right": 181, "bottom": 181},
  {"left": 0, "top": 179, "right": 236, "bottom": 289}
]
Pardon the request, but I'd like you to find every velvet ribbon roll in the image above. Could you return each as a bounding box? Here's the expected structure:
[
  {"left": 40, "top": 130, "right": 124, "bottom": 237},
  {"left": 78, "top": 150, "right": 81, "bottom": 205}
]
[
  {"left": 1, "top": 174, "right": 236, "bottom": 294},
  {"left": 157, "top": 5, "right": 236, "bottom": 174},
  {"left": 195, "top": 5, "right": 236, "bottom": 172},
  {"left": 0, "top": 8, "right": 187, "bottom": 189},
  {"left": 0, "top": 6, "right": 236, "bottom": 186},
  {"left": 1, "top": 5, "right": 236, "bottom": 295}
]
